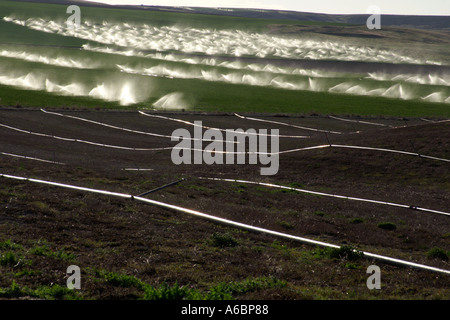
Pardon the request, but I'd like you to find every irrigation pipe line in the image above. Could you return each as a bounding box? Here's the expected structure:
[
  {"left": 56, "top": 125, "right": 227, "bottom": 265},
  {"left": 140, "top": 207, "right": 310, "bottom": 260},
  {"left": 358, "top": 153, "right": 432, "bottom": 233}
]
[
  {"left": 328, "top": 115, "right": 392, "bottom": 127},
  {"left": 137, "top": 112, "right": 450, "bottom": 162},
  {"left": 197, "top": 143, "right": 450, "bottom": 162},
  {"left": 139, "top": 111, "right": 310, "bottom": 139},
  {"left": 421, "top": 118, "right": 450, "bottom": 124},
  {"left": 0, "top": 123, "right": 174, "bottom": 152},
  {"left": 0, "top": 173, "right": 449, "bottom": 275},
  {"left": 199, "top": 177, "right": 450, "bottom": 217},
  {"left": 40, "top": 109, "right": 238, "bottom": 144},
  {"left": 0, "top": 152, "right": 64, "bottom": 165},
  {"left": 234, "top": 113, "right": 344, "bottom": 134},
  {"left": 330, "top": 144, "right": 450, "bottom": 163},
  {"left": 1, "top": 120, "right": 449, "bottom": 161},
  {"left": 0, "top": 121, "right": 305, "bottom": 155}
]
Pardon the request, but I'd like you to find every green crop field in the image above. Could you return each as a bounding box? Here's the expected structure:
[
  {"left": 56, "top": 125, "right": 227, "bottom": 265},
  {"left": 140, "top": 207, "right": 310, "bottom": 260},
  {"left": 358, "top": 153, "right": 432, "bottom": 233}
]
[{"left": 0, "top": 0, "right": 449, "bottom": 117}]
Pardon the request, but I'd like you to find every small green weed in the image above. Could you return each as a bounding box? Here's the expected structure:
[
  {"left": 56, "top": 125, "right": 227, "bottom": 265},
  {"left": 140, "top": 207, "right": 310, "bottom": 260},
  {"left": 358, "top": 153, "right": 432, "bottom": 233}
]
[
  {"left": 143, "top": 282, "right": 203, "bottom": 300},
  {"left": 351, "top": 218, "right": 364, "bottom": 224},
  {"left": 427, "top": 248, "right": 449, "bottom": 261},
  {"left": 378, "top": 222, "right": 397, "bottom": 231},
  {"left": 0, "top": 282, "right": 80, "bottom": 300},
  {"left": 30, "top": 243, "right": 74, "bottom": 261},
  {"left": 0, "top": 251, "right": 19, "bottom": 267},
  {"left": 209, "top": 232, "right": 239, "bottom": 248},
  {"left": 327, "top": 245, "right": 364, "bottom": 261},
  {"left": 104, "top": 272, "right": 145, "bottom": 289},
  {"left": 0, "top": 239, "right": 23, "bottom": 250}
]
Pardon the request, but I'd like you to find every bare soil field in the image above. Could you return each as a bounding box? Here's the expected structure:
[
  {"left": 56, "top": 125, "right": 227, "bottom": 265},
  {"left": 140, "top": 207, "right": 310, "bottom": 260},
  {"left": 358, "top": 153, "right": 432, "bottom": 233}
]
[{"left": 0, "top": 107, "right": 449, "bottom": 300}]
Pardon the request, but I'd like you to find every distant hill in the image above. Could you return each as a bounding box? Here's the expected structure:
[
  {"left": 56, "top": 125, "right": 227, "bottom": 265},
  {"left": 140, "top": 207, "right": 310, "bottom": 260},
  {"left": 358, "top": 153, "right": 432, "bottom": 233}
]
[
  {"left": 11, "top": 0, "right": 450, "bottom": 31},
  {"left": 151, "top": 7, "right": 450, "bottom": 31}
]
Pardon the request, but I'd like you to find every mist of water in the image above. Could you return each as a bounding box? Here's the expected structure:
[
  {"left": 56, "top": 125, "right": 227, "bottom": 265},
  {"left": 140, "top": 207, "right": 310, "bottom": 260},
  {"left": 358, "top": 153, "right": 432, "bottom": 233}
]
[
  {"left": 421, "top": 92, "right": 448, "bottom": 103},
  {"left": 5, "top": 16, "right": 442, "bottom": 66},
  {"left": 0, "top": 49, "right": 99, "bottom": 69},
  {"left": 368, "top": 72, "right": 450, "bottom": 86},
  {"left": 2, "top": 16, "right": 449, "bottom": 105},
  {"left": 152, "top": 92, "right": 190, "bottom": 110},
  {"left": 0, "top": 70, "right": 148, "bottom": 106},
  {"left": 116, "top": 63, "right": 450, "bottom": 103}
]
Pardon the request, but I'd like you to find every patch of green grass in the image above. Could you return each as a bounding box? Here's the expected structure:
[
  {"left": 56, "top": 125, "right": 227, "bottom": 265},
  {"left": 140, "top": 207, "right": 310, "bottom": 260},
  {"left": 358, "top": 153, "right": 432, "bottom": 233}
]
[
  {"left": 14, "top": 269, "right": 38, "bottom": 277},
  {"left": 104, "top": 271, "right": 144, "bottom": 288},
  {"left": 350, "top": 218, "right": 365, "bottom": 224},
  {"left": 0, "top": 251, "right": 20, "bottom": 267},
  {"left": 313, "top": 210, "right": 325, "bottom": 217},
  {"left": 30, "top": 241, "right": 75, "bottom": 261},
  {"left": 206, "top": 277, "right": 287, "bottom": 300},
  {"left": 278, "top": 220, "right": 295, "bottom": 230},
  {"left": 0, "top": 240, "right": 31, "bottom": 268},
  {"left": 30, "top": 201, "right": 50, "bottom": 211},
  {"left": 0, "top": 281, "right": 81, "bottom": 300},
  {"left": 209, "top": 232, "right": 239, "bottom": 248},
  {"left": 0, "top": 281, "right": 27, "bottom": 298},
  {"left": 311, "top": 245, "right": 364, "bottom": 261},
  {"left": 98, "top": 268, "right": 285, "bottom": 300},
  {"left": 343, "top": 262, "right": 363, "bottom": 270},
  {"left": 100, "top": 270, "right": 203, "bottom": 299},
  {"left": 33, "top": 284, "right": 81, "bottom": 300},
  {"left": 234, "top": 184, "right": 248, "bottom": 193},
  {"left": 270, "top": 241, "right": 301, "bottom": 260},
  {"left": 378, "top": 222, "right": 397, "bottom": 231},
  {"left": 143, "top": 282, "right": 204, "bottom": 300},
  {"left": 0, "top": 239, "right": 23, "bottom": 250},
  {"left": 426, "top": 248, "right": 449, "bottom": 261}
]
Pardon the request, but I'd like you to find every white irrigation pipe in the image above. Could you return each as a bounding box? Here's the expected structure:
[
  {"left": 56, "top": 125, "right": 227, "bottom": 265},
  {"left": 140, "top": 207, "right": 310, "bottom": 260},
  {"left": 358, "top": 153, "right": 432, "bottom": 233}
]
[
  {"left": 234, "top": 113, "right": 344, "bottom": 134},
  {"left": 328, "top": 115, "right": 392, "bottom": 127},
  {"left": 420, "top": 118, "right": 450, "bottom": 124},
  {"left": 2, "top": 118, "right": 449, "bottom": 161},
  {"left": 207, "top": 143, "right": 450, "bottom": 162},
  {"left": 0, "top": 152, "right": 64, "bottom": 165},
  {"left": 420, "top": 118, "right": 436, "bottom": 123},
  {"left": 139, "top": 111, "right": 310, "bottom": 139},
  {"left": 138, "top": 112, "right": 450, "bottom": 162},
  {"left": 0, "top": 121, "right": 284, "bottom": 155},
  {"left": 200, "top": 177, "right": 450, "bottom": 217},
  {"left": 330, "top": 144, "right": 450, "bottom": 163},
  {"left": 0, "top": 123, "right": 173, "bottom": 152},
  {"left": 0, "top": 120, "right": 301, "bottom": 156},
  {"left": 0, "top": 172, "right": 449, "bottom": 275},
  {"left": 40, "top": 109, "right": 237, "bottom": 144}
]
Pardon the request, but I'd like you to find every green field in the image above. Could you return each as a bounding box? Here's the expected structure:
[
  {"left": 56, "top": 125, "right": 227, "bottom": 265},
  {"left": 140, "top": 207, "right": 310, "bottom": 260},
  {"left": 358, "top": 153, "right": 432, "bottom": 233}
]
[{"left": 0, "top": 0, "right": 449, "bottom": 117}]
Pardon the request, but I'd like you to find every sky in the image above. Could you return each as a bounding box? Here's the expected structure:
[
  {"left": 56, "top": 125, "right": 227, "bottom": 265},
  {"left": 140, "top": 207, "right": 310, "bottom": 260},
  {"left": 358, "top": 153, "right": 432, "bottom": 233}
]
[{"left": 85, "top": 0, "right": 450, "bottom": 16}]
